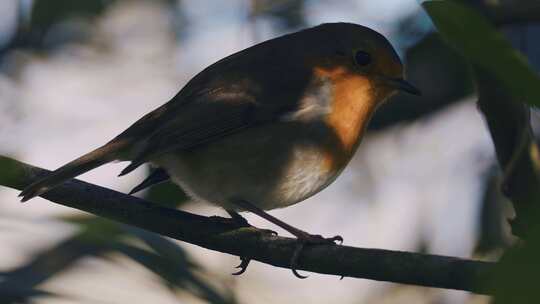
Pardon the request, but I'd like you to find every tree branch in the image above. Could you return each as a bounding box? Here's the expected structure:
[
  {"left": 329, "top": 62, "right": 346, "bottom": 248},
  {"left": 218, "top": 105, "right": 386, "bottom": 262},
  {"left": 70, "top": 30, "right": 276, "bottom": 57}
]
[{"left": 0, "top": 155, "right": 496, "bottom": 294}]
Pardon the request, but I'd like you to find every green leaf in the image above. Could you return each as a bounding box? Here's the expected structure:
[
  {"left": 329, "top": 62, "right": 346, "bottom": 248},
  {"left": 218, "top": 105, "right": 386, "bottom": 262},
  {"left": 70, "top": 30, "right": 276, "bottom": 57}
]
[
  {"left": 423, "top": 0, "right": 540, "bottom": 107},
  {"left": 0, "top": 155, "right": 26, "bottom": 188}
]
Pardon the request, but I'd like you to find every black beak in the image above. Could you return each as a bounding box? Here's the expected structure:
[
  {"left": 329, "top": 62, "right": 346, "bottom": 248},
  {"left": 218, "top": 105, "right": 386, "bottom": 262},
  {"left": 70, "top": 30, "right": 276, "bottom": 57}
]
[{"left": 384, "top": 77, "right": 422, "bottom": 96}]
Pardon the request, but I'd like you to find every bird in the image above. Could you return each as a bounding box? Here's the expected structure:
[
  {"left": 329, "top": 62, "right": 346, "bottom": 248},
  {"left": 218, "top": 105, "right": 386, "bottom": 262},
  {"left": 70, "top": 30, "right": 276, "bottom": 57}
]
[{"left": 19, "top": 22, "right": 420, "bottom": 277}]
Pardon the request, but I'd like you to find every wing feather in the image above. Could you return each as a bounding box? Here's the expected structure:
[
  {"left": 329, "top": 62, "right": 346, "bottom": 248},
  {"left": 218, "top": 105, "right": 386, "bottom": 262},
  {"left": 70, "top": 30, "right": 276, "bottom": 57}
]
[{"left": 118, "top": 89, "right": 287, "bottom": 175}]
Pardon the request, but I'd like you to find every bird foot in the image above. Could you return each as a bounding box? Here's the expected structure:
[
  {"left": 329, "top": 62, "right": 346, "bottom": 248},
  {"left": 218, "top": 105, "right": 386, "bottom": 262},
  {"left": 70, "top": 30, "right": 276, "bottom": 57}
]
[{"left": 290, "top": 233, "right": 343, "bottom": 279}]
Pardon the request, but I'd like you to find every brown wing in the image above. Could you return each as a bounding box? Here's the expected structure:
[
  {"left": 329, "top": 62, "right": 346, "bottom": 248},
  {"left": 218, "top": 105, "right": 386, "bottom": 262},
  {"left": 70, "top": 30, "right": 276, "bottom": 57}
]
[{"left": 117, "top": 86, "right": 297, "bottom": 176}]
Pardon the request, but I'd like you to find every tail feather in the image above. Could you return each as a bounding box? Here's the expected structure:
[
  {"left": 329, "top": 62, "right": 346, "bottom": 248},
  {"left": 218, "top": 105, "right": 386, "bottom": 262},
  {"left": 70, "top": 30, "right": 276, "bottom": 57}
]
[{"left": 19, "top": 141, "right": 127, "bottom": 202}]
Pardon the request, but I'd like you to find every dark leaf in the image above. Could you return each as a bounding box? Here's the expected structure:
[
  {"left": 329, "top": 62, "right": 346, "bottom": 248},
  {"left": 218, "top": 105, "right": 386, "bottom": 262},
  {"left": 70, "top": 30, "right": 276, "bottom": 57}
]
[{"left": 423, "top": 0, "right": 540, "bottom": 107}]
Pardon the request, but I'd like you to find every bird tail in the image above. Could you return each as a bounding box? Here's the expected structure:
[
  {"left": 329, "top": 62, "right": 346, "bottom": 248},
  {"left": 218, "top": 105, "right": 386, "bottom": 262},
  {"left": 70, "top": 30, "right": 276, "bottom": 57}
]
[{"left": 19, "top": 140, "right": 127, "bottom": 202}]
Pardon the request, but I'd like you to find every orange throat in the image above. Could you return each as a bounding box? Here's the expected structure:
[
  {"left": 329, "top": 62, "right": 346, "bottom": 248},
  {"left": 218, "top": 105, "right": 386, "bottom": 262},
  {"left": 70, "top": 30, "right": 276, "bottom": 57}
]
[{"left": 314, "top": 66, "right": 380, "bottom": 171}]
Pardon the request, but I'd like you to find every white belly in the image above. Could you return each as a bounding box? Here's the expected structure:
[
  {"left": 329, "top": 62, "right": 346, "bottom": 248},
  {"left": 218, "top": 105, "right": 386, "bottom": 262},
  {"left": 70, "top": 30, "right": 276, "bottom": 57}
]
[{"left": 155, "top": 123, "right": 343, "bottom": 211}]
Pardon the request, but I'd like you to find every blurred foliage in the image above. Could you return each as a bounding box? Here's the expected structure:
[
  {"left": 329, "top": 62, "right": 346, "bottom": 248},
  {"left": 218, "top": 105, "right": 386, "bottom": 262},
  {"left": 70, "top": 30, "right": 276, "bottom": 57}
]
[
  {"left": 424, "top": 0, "right": 540, "bottom": 107},
  {"left": 2, "top": 0, "right": 180, "bottom": 53},
  {"left": 425, "top": 0, "right": 540, "bottom": 303},
  {"left": 30, "top": 0, "right": 113, "bottom": 33},
  {"left": 0, "top": 215, "right": 236, "bottom": 304},
  {"left": 1, "top": 0, "right": 116, "bottom": 53}
]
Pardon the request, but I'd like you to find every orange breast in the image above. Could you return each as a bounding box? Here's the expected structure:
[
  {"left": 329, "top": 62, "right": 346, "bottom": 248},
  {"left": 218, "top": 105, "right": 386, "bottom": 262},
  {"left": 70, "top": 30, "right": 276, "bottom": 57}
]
[{"left": 313, "top": 66, "right": 379, "bottom": 172}]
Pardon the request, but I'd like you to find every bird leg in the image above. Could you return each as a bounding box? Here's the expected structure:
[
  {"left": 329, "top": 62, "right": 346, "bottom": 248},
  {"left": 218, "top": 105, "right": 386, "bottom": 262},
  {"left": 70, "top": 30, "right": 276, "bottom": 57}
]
[
  {"left": 226, "top": 209, "right": 250, "bottom": 227},
  {"left": 225, "top": 209, "right": 277, "bottom": 275},
  {"left": 231, "top": 200, "right": 343, "bottom": 278}
]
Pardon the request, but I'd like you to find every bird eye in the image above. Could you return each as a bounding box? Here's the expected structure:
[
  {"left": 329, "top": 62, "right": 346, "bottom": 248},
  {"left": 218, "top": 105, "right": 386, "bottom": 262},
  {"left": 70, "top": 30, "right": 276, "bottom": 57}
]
[{"left": 354, "top": 50, "right": 371, "bottom": 66}]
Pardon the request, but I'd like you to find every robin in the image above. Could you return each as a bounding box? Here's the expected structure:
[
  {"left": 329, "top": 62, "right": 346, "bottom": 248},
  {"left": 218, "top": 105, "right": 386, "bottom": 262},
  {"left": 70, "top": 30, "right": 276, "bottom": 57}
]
[{"left": 20, "top": 22, "right": 420, "bottom": 277}]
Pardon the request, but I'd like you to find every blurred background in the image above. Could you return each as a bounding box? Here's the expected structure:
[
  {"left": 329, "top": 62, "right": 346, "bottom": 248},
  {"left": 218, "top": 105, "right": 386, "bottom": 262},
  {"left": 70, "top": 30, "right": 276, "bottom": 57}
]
[{"left": 0, "top": 0, "right": 538, "bottom": 303}]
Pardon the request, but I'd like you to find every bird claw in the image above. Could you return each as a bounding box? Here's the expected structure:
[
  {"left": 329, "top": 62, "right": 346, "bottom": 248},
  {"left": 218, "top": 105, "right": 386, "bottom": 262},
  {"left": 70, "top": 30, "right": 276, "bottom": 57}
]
[
  {"left": 290, "top": 234, "right": 343, "bottom": 279},
  {"left": 291, "top": 243, "right": 309, "bottom": 279},
  {"left": 232, "top": 257, "right": 251, "bottom": 275}
]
